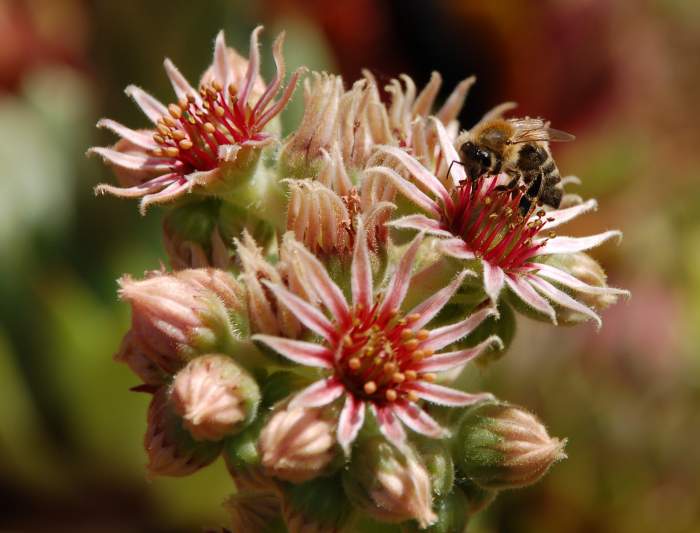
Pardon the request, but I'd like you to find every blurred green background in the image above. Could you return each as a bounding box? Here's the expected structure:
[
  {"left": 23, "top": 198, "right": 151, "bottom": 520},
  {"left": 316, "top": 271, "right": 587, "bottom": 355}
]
[{"left": 0, "top": 0, "right": 698, "bottom": 531}]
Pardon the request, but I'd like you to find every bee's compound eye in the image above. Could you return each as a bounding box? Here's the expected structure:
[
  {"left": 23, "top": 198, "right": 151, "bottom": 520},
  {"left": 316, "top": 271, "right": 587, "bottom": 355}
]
[{"left": 476, "top": 149, "right": 491, "bottom": 166}]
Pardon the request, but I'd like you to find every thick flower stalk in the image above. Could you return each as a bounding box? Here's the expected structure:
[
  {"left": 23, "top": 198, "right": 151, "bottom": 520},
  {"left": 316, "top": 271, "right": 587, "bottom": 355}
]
[
  {"left": 380, "top": 118, "right": 628, "bottom": 326},
  {"left": 254, "top": 223, "right": 497, "bottom": 452},
  {"left": 90, "top": 27, "right": 303, "bottom": 213}
]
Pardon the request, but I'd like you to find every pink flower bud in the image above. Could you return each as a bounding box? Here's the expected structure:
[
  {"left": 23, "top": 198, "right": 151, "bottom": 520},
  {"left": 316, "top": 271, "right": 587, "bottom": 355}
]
[
  {"left": 114, "top": 330, "right": 167, "bottom": 385},
  {"left": 171, "top": 354, "right": 260, "bottom": 441},
  {"left": 144, "top": 387, "right": 221, "bottom": 477},
  {"left": 258, "top": 405, "right": 339, "bottom": 483},
  {"left": 119, "top": 272, "right": 236, "bottom": 374},
  {"left": 343, "top": 438, "right": 437, "bottom": 528}
]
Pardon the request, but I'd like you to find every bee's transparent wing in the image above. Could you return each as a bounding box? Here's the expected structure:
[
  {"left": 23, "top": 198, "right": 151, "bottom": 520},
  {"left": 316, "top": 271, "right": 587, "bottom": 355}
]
[{"left": 509, "top": 118, "right": 575, "bottom": 143}]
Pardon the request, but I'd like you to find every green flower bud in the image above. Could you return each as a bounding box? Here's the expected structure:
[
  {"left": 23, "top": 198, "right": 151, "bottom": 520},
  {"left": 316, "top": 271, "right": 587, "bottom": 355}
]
[
  {"left": 414, "top": 439, "right": 454, "bottom": 498},
  {"left": 171, "top": 354, "right": 260, "bottom": 441},
  {"left": 343, "top": 438, "right": 437, "bottom": 529},
  {"left": 453, "top": 402, "right": 566, "bottom": 490},
  {"left": 144, "top": 387, "right": 221, "bottom": 478},
  {"left": 401, "top": 487, "right": 469, "bottom": 533}
]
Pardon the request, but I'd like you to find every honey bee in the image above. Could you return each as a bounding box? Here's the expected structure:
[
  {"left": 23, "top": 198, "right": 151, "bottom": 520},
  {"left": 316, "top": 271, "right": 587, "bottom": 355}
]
[{"left": 459, "top": 117, "right": 575, "bottom": 213}]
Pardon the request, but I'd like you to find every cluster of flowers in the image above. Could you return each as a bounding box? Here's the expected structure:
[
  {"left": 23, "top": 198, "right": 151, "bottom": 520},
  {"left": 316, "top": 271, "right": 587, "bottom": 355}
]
[{"left": 90, "top": 27, "right": 627, "bottom": 532}]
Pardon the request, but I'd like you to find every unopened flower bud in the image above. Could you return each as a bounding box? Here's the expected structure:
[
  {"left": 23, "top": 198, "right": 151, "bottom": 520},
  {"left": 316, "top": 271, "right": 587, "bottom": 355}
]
[
  {"left": 343, "top": 438, "right": 437, "bottom": 529},
  {"left": 414, "top": 439, "right": 455, "bottom": 498},
  {"left": 171, "top": 354, "right": 260, "bottom": 441},
  {"left": 401, "top": 487, "right": 470, "bottom": 533},
  {"left": 259, "top": 405, "right": 339, "bottom": 483},
  {"left": 453, "top": 402, "right": 567, "bottom": 490},
  {"left": 224, "top": 491, "right": 283, "bottom": 532},
  {"left": 119, "top": 272, "right": 236, "bottom": 374},
  {"left": 114, "top": 330, "right": 167, "bottom": 385},
  {"left": 144, "top": 387, "right": 222, "bottom": 477},
  {"left": 543, "top": 252, "right": 627, "bottom": 326}
]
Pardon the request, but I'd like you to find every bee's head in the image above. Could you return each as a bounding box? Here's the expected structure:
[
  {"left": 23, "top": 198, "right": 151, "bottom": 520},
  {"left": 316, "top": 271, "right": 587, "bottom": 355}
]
[{"left": 460, "top": 141, "right": 494, "bottom": 180}]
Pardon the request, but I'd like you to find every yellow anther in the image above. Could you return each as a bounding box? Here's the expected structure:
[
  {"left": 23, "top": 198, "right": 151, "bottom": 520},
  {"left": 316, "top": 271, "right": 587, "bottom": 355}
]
[
  {"left": 163, "top": 116, "right": 178, "bottom": 127},
  {"left": 392, "top": 372, "right": 405, "bottom": 384},
  {"left": 171, "top": 130, "right": 186, "bottom": 141},
  {"left": 422, "top": 373, "right": 436, "bottom": 383},
  {"left": 187, "top": 93, "right": 196, "bottom": 103},
  {"left": 179, "top": 139, "right": 193, "bottom": 150},
  {"left": 384, "top": 362, "right": 397, "bottom": 374},
  {"left": 348, "top": 357, "right": 361, "bottom": 370},
  {"left": 364, "top": 381, "right": 377, "bottom": 395},
  {"left": 407, "top": 391, "right": 419, "bottom": 402},
  {"left": 151, "top": 148, "right": 163, "bottom": 157},
  {"left": 214, "top": 105, "right": 226, "bottom": 117},
  {"left": 405, "top": 370, "right": 417, "bottom": 380},
  {"left": 404, "top": 339, "right": 419, "bottom": 351},
  {"left": 211, "top": 80, "right": 223, "bottom": 92},
  {"left": 400, "top": 329, "right": 414, "bottom": 340},
  {"left": 178, "top": 97, "right": 188, "bottom": 109},
  {"left": 157, "top": 124, "right": 170, "bottom": 136},
  {"left": 343, "top": 336, "right": 352, "bottom": 347},
  {"left": 406, "top": 313, "right": 421, "bottom": 323},
  {"left": 416, "top": 329, "right": 429, "bottom": 341},
  {"left": 168, "top": 103, "right": 182, "bottom": 119},
  {"left": 385, "top": 389, "right": 398, "bottom": 402},
  {"left": 187, "top": 115, "right": 196, "bottom": 124},
  {"left": 164, "top": 147, "right": 179, "bottom": 158},
  {"left": 153, "top": 134, "right": 165, "bottom": 144},
  {"left": 548, "top": 231, "right": 556, "bottom": 239},
  {"left": 204, "top": 122, "right": 216, "bottom": 134}
]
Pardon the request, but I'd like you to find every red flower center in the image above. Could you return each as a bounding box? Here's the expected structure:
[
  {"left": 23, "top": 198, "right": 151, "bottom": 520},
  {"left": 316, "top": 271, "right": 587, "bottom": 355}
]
[
  {"left": 445, "top": 177, "right": 556, "bottom": 270},
  {"left": 335, "top": 305, "right": 435, "bottom": 405},
  {"left": 150, "top": 81, "right": 266, "bottom": 172}
]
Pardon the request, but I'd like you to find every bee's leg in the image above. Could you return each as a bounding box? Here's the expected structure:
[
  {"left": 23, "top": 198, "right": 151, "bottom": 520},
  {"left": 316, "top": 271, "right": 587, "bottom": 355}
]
[
  {"left": 446, "top": 160, "right": 466, "bottom": 184},
  {"left": 519, "top": 173, "right": 544, "bottom": 215},
  {"left": 494, "top": 176, "right": 520, "bottom": 193}
]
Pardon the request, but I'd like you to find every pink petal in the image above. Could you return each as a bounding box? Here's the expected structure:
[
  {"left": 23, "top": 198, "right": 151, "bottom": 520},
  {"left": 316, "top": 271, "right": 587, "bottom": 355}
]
[
  {"left": 163, "top": 58, "right": 199, "bottom": 103},
  {"left": 432, "top": 118, "right": 465, "bottom": 184},
  {"left": 252, "top": 334, "right": 333, "bottom": 368},
  {"left": 255, "top": 66, "right": 306, "bottom": 129},
  {"left": 261, "top": 280, "right": 336, "bottom": 342},
  {"left": 124, "top": 85, "right": 167, "bottom": 124},
  {"left": 406, "top": 382, "right": 493, "bottom": 407},
  {"left": 537, "top": 231, "right": 622, "bottom": 256},
  {"left": 393, "top": 402, "right": 447, "bottom": 438},
  {"left": 482, "top": 261, "right": 506, "bottom": 303},
  {"left": 289, "top": 378, "right": 344, "bottom": 410},
  {"left": 440, "top": 238, "right": 476, "bottom": 260},
  {"left": 436, "top": 77, "right": 475, "bottom": 128},
  {"left": 407, "top": 270, "right": 472, "bottom": 329},
  {"left": 352, "top": 219, "right": 373, "bottom": 310},
  {"left": 534, "top": 263, "right": 629, "bottom": 297},
  {"left": 96, "top": 119, "right": 157, "bottom": 150},
  {"left": 421, "top": 306, "right": 498, "bottom": 352},
  {"left": 415, "top": 335, "right": 502, "bottom": 372},
  {"left": 527, "top": 275, "right": 602, "bottom": 328},
  {"left": 337, "top": 395, "right": 366, "bottom": 454},
  {"left": 252, "top": 31, "right": 285, "bottom": 116},
  {"left": 378, "top": 232, "right": 424, "bottom": 320},
  {"left": 87, "top": 147, "right": 174, "bottom": 172},
  {"left": 388, "top": 214, "right": 453, "bottom": 237},
  {"left": 543, "top": 199, "right": 597, "bottom": 230},
  {"left": 379, "top": 145, "right": 452, "bottom": 209},
  {"left": 94, "top": 172, "right": 178, "bottom": 199},
  {"left": 238, "top": 26, "right": 263, "bottom": 110},
  {"left": 138, "top": 180, "right": 190, "bottom": 214},
  {"left": 213, "top": 30, "right": 231, "bottom": 91},
  {"left": 367, "top": 166, "right": 441, "bottom": 217},
  {"left": 288, "top": 240, "right": 350, "bottom": 323},
  {"left": 504, "top": 274, "right": 556, "bottom": 323},
  {"left": 371, "top": 404, "right": 407, "bottom": 448}
]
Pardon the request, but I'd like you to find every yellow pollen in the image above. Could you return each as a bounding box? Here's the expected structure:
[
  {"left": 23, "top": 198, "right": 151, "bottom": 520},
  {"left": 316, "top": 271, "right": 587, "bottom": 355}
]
[
  {"left": 392, "top": 372, "right": 405, "bottom": 384},
  {"left": 179, "top": 139, "right": 193, "bottom": 150},
  {"left": 153, "top": 134, "right": 165, "bottom": 144},
  {"left": 416, "top": 329, "right": 429, "bottom": 340},
  {"left": 422, "top": 373, "right": 436, "bottom": 383},
  {"left": 151, "top": 148, "right": 163, "bottom": 157},
  {"left": 164, "top": 147, "right": 179, "bottom": 158},
  {"left": 364, "top": 381, "right": 377, "bottom": 395},
  {"left": 386, "top": 390, "right": 398, "bottom": 402},
  {"left": 400, "top": 329, "right": 414, "bottom": 340},
  {"left": 211, "top": 80, "right": 223, "bottom": 92},
  {"left": 215, "top": 105, "right": 226, "bottom": 117},
  {"left": 404, "top": 339, "right": 419, "bottom": 351},
  {"left": 187, "top": 115, "right": 197, "bottom": 124},
  {"left": 484, "top": 197, "right": 492, "bottom": 205},
  {"left": 171, "top": 130, "right": 186, "bottom": 141},
  {"left": 384, "top": 362, "right": 397, "bottom": 374},
  {"left": 405, "top": 370, "right": 417, "bottom": 380},
  {"left": 407, "top": 391, "right": 419, "bottom": 402},
  {"left": 343, "top": 336, "right": 353, "bottom": 347},
  {"left": 423, "top": 349, "right": 434, "bottom": 358},
  {"left": 203, "top": 122, "right": 216, "bottom": 134},
  {"left": 178, "top": 97, "right": 188, "bottom": 109},
  {"left": 157, "top": 124, "right": 170, "bottom": 136},
  {"left": 548, "top": 231, "right": 557, "bottom": 239},
  {"left": 412, "top": 350, "right": 425, "bottom": 360},
  {"left": 168, "top": 104, "right": 182, "bottom": 119},
  {"left": 406, "top": 313, "right": 421, "bottom": 323},
  {"left": 348, "top": 357, "right": 361, "bottom": 370},
  {"left": 228, "top": 85, "right": 237, "bottom": 97}
]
